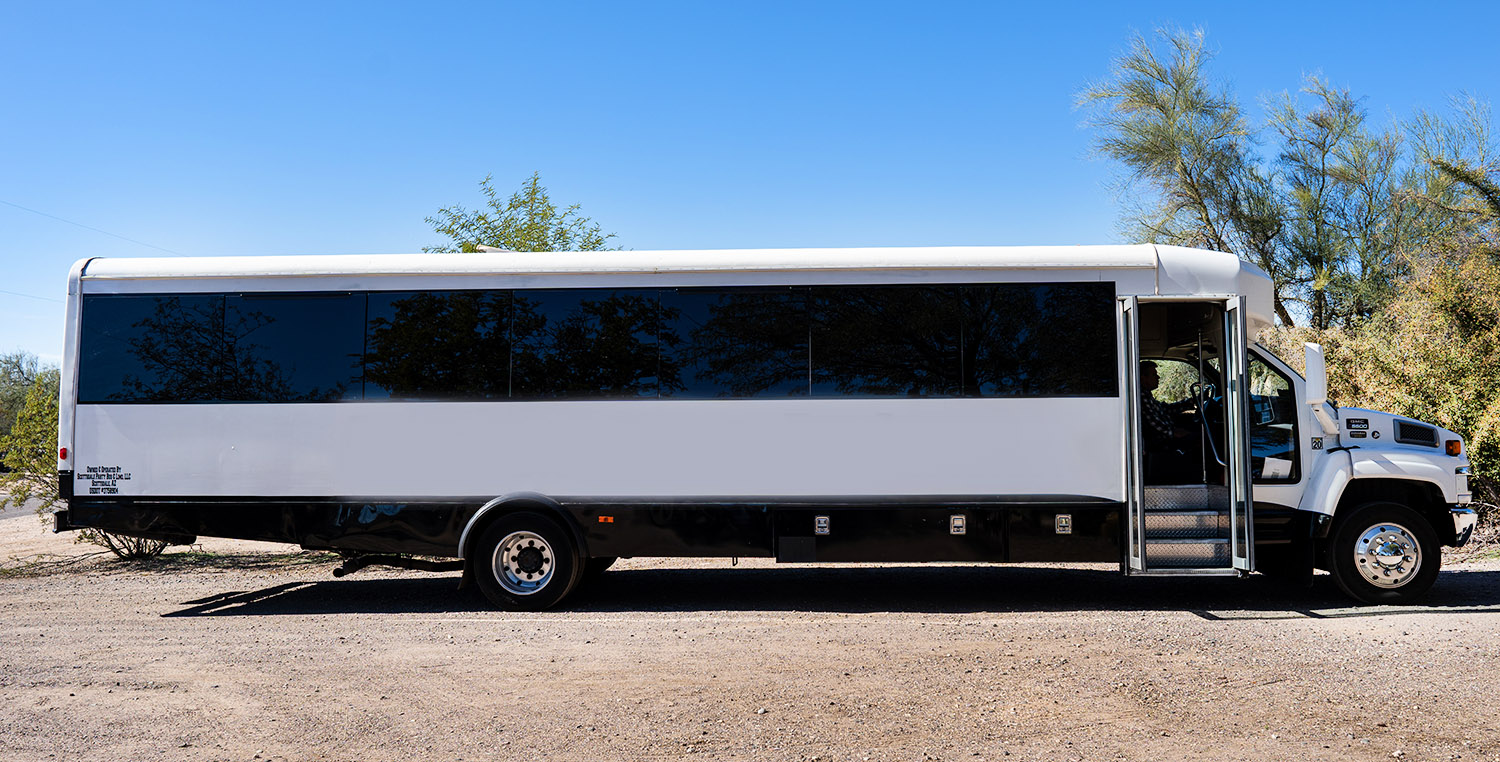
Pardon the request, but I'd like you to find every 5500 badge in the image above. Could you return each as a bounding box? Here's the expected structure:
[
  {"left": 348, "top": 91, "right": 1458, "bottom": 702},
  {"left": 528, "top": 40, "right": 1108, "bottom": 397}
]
[{"left": 81, "top": 465, "right": 131, "bottom": 495}]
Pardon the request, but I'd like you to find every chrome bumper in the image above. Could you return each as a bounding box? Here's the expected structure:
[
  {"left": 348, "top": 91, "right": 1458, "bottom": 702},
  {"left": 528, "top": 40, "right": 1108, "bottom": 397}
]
[{"left": 1451, "top": 506, "right": 1478, "bottom": 547}]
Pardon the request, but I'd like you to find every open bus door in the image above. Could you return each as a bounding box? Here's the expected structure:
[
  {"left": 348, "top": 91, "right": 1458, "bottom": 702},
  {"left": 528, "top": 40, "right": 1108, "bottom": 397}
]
[{"left": 1122, "top": 296, "right": 1253, "bottom": 575}]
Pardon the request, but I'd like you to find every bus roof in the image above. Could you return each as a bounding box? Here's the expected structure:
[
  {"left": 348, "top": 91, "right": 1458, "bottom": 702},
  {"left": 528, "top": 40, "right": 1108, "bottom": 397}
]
[{"left": 73, "top": 244, "right": 1274, "bottom": 329}]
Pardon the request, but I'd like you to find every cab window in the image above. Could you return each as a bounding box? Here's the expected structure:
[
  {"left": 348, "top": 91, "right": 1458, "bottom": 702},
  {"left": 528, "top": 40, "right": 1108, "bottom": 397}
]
[{"left": 1249, "top": 352, "right": 1299, "bottom": 482}]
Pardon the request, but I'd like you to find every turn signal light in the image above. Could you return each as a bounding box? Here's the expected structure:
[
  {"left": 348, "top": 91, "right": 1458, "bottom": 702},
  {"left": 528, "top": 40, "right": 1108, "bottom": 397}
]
[
  {"left": 58, "top": 447, "right": 67, "bottom": 460},
  {"left": 1446, "top": 440, "right": 1462, "bottom": 456}
]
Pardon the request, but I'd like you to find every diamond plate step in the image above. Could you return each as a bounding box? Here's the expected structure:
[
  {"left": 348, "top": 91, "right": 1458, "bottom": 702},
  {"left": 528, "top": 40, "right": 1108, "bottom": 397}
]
[
  {"left": 1144, "top": 538, "right": 1231, "bottom": 567},
  {"left": 1144, "top": 484, "right": 1230, "bottom": 512},
  {"left": 1143, "top": 510, "right": 1228, "bottom": 540}
]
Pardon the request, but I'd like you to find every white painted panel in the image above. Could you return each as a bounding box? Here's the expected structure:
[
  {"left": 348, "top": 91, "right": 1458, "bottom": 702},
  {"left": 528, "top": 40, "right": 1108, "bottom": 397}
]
[
  {"left": 80, "top": 266, "right": 1158, "bottom": 297},
  {"left": 78, "top": 246, "right": 1159, "bottom": 281},
  {"left": 76, "top": 246, "right": 1172, "bottom": 297},
  {"left": 72, "top": 398, "right": 1124, "bottom": 501}
]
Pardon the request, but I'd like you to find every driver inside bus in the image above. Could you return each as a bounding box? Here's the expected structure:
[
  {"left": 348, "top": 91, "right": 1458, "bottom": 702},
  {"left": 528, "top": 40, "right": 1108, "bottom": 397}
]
[{"left": 1140, "top": 360, "right": 1196, "bottom": 483}]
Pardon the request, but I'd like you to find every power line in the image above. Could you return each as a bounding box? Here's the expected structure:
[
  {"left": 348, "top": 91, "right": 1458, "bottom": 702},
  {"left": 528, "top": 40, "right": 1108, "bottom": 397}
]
[
  {"left": 0, "top": 289, "right": 62, "bottom": 304},
  {"left": 0, "top": 199, "right": 188, "bottom": 257}
]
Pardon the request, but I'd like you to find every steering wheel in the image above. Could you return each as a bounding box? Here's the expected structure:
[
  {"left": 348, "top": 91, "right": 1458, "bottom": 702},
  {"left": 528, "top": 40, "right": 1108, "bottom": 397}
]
[
  {"left": 1189, "top": 381, "right": 1216, "bottom": 405},
  {"left": 1184, "top": 381, "right": 1214, "bottom": 420}
]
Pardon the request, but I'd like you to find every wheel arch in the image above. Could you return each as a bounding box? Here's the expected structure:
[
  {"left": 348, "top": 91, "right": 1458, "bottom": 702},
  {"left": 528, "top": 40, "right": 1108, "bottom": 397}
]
[
  {"left": 458, "top": 492, "right": 590, "bottom": 562},
  {"left": 1331, "top": 478, "right": 1456, "bottom": 545}
]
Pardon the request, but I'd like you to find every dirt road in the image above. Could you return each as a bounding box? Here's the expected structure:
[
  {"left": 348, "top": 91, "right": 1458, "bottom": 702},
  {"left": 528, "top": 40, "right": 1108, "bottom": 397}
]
[{"left": 3, "top": 512, "right": 1499, "bottom": 762}]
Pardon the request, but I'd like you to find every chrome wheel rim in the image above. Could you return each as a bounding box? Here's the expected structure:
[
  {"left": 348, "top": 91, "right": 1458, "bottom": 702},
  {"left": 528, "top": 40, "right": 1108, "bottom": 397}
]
[
  {"left": 492, "top": 531, "right": 555, "bottom": 596},
  {"left": 1353, "top": 522, "right": 1421, "bottom": 589}
]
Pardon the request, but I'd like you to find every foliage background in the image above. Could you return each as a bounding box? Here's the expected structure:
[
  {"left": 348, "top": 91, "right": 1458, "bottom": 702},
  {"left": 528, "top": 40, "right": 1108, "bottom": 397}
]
[{"left": 1083, "top": 29, "right": 1500, "bottom": 522}]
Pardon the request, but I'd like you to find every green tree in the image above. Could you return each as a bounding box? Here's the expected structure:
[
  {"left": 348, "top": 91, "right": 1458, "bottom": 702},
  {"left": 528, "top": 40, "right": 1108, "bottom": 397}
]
[
  {"left": 1432, "top": 157, "right": 1500, "bottom": 219},
  {"left": 0, "top": 350, "right": 44, "bottom": 439},
  {"left": 1078, "top": 28, "right": 1295, "bottom": 326},
  {"left": 426, "top": 173, "right": 618, "bottom": 253},
  {"left": 1080, "top": 29, "right": 1465, "bottom": 330},
  {"left": 1258, "top": 153, "right": 1500, "bottom": 514},
  {"left": 1268, "top": 78, "right": 1418, "bottom": 329},
  {"left": 1407, "top": 95, "right": 1499, "bottom": 246},
  {"left": 0, "top": 369, "right": 61, "bottom": 512}
]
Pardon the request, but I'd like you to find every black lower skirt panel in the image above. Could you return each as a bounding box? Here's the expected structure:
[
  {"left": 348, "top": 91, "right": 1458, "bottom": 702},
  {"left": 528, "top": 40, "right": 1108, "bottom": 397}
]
[
  {"left": 65, "top": 500, "right": 481, "bottom": 558},
  {"left": 64, "top": 497, "right": 1128, "bottom": 563}
]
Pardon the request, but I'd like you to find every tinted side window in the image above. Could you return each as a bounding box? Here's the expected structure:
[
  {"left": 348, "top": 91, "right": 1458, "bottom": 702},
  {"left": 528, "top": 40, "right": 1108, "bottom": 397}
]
[
  {"left": 1249, "top": 353, "right": 1299, "bottom": 482},
  {"left": 79, "top": 294, "right": 227, "bottom": 403},
  {"left": 511, "top": 289, "right": 659, "bottom": 399},
  {"left": 222, "top": 294, "right": 365, "bottom": 402},
  {"left": 962, "top": 282, "right": 1118, "bottom": 397},
  {"left": 365, "top": 291, "right": 510, "bottom": 400},
  {"left": 660, "top": 288, "right": 809, "bottom": 398},
  {"left": 811, "top": 286, "right": 960, "bottom": 397}
]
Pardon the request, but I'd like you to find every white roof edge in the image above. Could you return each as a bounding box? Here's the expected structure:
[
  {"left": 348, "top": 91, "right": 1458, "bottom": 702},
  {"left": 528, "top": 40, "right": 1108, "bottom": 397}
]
[{"left": 77, "top": 245, "right": 1164, "bottom": 280}]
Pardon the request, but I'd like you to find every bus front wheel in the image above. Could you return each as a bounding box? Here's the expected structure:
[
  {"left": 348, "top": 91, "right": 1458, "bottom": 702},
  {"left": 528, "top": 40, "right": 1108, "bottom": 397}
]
[
  {"left": 473, "top": 512, "right": 583, "bottom": 611},
  {"left": 1327, "top": 502, "right": 1440, "bottom": 605}
]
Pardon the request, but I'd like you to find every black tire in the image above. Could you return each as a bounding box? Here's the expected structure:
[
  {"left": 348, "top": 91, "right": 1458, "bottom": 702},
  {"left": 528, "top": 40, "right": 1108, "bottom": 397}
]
[
  {"left": 580, "top": 556, "right": 617, "bottom": 585},
  {"left": 1327, "top": 502, "right": 1440, "bottom": 605},
  {"left": 472, "top": 512, "right": 583, "bottom": 611}
]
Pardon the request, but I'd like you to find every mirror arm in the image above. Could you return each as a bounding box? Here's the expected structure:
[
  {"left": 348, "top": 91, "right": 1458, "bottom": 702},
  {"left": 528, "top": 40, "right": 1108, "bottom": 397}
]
[
  {"left": 1311, "top": 403, "right": 1339, "bottom": 435},
  {"left": 1303, "top": 342, "right": 1338, "bottom": 434}
]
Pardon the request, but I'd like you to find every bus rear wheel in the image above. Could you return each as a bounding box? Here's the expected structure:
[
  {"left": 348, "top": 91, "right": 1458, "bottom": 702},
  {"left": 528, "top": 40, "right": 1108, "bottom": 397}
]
[
  {"left": 1327, "top": 502, "right": 1440, "bottom": 605},
  {"left": 473, "top": 512, "right": 582, "bottom": 611}
]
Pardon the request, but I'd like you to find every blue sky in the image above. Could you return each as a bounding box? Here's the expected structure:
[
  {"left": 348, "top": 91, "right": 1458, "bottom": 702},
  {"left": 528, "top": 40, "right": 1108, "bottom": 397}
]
[{"left": 3, "top": 1, "right": 1496, "bottom": 362}]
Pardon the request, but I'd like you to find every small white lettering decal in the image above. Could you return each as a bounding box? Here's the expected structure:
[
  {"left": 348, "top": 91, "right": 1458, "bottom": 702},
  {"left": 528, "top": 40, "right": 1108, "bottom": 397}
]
[{"left": 81, "top": 465, "right": 132, "bottom": 495}]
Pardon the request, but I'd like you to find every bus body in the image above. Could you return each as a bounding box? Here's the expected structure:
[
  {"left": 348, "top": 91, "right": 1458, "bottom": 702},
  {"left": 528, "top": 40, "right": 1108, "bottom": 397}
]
[{"left": 53, "top": 245, "right": 1477, "bottom": 608}]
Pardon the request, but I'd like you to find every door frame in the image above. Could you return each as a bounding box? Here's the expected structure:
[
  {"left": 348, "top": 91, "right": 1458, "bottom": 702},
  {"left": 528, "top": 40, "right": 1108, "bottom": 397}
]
[
  {"left": 1118, "top": 296, "right": 1145, "bottom": 572},
  {"left": 1121, "top": 295, "right": 1255, "bottom": 574}
]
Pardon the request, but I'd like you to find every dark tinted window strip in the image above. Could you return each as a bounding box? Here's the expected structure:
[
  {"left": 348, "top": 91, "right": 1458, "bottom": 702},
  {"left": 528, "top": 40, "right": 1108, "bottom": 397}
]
[
  {"left": 79, "top": 294, "right": 227, "bottom": 403},
  {"left": 78, "top": 283, "right": 1119, "bottom": 403},
  {"left": 661, "top": 286, "right": 810, "bottom": 398}
]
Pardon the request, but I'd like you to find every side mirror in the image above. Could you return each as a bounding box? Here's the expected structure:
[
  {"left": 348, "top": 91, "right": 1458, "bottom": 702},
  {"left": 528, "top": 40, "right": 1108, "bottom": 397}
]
[
  {"left": 1304, "top": 343, "right": 1327, "bottom": 406},
  {"left": 1304, "top": 343, "right": 1339, "bottom": 435}
]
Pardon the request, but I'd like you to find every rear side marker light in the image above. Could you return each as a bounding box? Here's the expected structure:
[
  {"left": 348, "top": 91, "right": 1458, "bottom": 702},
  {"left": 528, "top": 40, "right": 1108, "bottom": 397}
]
[
  {"left": 58, "top": 447, "right": 67, "bottom": 460},
  {"left": 1446, "top": 440, "right": 1462, "bottom": 456}
]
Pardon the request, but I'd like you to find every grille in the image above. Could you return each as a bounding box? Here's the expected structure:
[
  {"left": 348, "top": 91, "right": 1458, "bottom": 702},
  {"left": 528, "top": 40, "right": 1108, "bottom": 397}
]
[{"left": 1395, "top": 420, "right": 1439, "bottom": 447}]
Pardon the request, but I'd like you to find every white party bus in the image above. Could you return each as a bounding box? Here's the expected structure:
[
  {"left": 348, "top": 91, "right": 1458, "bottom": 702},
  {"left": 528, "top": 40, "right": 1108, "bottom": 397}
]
[{"left": 51, "top": 245, "right": 1477, "bottom": 609}]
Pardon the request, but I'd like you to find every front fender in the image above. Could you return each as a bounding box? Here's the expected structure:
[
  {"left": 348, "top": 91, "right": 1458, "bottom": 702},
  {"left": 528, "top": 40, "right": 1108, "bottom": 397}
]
[
  {"left": 1349, "top": 450, "right": 1459, "bottom": 503},
  {"left": 1297, "top": 448, "right": 1458, "bottom": 516},
  {"left": 1297, "top": 451, "right": 1353, "bottom": 516}
]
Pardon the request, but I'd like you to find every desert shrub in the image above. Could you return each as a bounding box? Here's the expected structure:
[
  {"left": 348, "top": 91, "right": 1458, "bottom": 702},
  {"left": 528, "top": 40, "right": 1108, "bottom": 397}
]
[{"left": 1260, "top": 244, "right": 1500, "bottom": 522}]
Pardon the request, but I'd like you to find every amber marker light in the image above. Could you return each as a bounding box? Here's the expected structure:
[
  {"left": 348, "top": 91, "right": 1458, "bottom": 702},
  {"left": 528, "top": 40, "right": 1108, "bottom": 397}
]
[
  {"left": 1446, "top": 440, "right": 1462, "bottom": 456},
  {"left": 598, "top": 515, "right": 615, "bottom": 523}
]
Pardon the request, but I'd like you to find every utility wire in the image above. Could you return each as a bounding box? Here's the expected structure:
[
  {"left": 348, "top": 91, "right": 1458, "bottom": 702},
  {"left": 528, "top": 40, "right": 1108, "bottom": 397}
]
[
  {"left": 0, "top": 289, "right": 62, "bottom": 304},
  {"left": 0, "top": 198, "right": 188, "bottom": 257}
]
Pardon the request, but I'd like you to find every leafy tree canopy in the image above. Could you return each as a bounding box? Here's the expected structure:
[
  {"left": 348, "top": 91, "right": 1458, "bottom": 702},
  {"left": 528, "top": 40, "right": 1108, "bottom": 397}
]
[
  {"left": 426, "top": 173, "right": 618, "bottom": 253},
  {"left": 0, "top": 350, "right": 45, "bottom": 439},
  {"left": 0, "top": 368, "right": 61, "bottom": 512},
  {"left": 1080, "top": 28, "right": 1495, "bottom": 330}
]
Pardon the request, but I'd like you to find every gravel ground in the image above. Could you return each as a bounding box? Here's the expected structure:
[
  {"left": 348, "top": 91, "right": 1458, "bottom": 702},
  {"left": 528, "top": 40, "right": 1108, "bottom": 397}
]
[{"left": 2, "top": 509, "right": 1499, "bottom": 762}]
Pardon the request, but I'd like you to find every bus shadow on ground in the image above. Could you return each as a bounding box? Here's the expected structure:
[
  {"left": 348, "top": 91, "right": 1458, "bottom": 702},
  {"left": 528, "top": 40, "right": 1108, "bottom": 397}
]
[{"left": 160, "top": 565, "right": 1500, "bottom": 618}]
